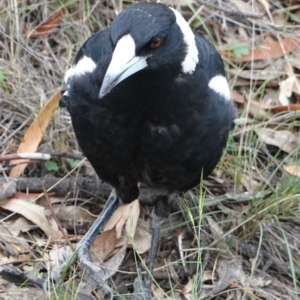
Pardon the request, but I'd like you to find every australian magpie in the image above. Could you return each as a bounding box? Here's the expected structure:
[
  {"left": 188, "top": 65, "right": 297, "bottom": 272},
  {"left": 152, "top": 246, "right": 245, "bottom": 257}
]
[{"left": 55, "top": 2, "right": 235, "bottom": 298}]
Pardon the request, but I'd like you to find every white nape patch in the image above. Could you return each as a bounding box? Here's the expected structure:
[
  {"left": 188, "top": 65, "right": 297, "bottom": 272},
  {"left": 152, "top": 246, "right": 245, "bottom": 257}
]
[
  {"left": 169, "top": 7, "right": 199, "bottom": 74},
  {"left": 208, "top": 75, "right": 231, "bottom": 100},
  {"left": 63, "top": 90, "right": 69, "bottom": 96},
  {"left": 64, "top": 56, "right": 96, "bottom": 83}
]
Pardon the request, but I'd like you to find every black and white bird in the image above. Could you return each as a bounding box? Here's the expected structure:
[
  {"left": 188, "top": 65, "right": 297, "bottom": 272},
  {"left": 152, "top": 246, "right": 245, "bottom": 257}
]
[{"left": 56, "top": 2, "right": 235, "bottom": 298}]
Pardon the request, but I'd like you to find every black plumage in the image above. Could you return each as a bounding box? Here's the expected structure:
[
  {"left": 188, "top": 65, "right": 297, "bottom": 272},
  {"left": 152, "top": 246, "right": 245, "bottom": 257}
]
[
  {"left": 62, "top": 3, "right": 234, "bottom": 206},
  {"left": 57, "top": 3, "right": 235, "bottom": 296}
]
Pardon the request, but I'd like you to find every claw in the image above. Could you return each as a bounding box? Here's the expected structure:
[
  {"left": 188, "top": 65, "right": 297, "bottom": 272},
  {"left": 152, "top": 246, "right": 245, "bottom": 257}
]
[
  {"left": 132, "top": 200, "right": 169, "bottom": 300},
  {"left": 44, "top": 189, "right": 121, "bottom": 298}
]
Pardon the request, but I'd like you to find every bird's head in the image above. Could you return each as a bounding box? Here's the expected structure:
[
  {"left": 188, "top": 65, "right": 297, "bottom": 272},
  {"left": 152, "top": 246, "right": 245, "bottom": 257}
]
[
  {"left": 61, "top": 3, "right": 199, "bottom": 103},
  {"left": 99, "top": 3, "right": 199, "bottom": 98}
]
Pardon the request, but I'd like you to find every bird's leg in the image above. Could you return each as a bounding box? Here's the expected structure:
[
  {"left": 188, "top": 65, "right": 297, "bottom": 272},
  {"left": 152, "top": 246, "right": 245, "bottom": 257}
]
[
  {"left": 77, "top": 189, "right": 121, "bottom": 270},
  {"left": 44, "top": 189, "right": 121, "bottom": 296},
  {"left": 133, "top": 197, "right": 170, "bottom": 300}
]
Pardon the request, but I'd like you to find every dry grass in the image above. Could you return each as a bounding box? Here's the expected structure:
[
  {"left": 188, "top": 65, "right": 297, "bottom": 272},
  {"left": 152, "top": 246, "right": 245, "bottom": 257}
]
[{"left": 0, "top": 0, "right": 300, "bottom": 299}]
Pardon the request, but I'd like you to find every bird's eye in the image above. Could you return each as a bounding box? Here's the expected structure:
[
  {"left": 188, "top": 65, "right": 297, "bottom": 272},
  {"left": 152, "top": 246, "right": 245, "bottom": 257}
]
[{"left": 150, "top": 36, "right": 163, "bottom": 49}]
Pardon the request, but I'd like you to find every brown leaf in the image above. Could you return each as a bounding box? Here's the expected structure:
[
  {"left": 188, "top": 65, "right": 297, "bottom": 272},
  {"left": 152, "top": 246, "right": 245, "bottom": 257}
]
[
  {"left": 284, "top": 0, "right": 300, "bottom": 4},
  {"left": 212, "top": 258, "right": 247, "bottom": 294},
  {"left": 247, "top": 100, "right": 272, "bottom": 120},
  {"left": 104, "top": 199, "right": 140, "bottom": 239},
  {"left": 23, "top": 8, "right": 65, "bottom": 39},
  {"left": 255, "top": 128, "right": 299, "bottom": 153},
  {"left": 279, "top": 76, "right": 296, "bottom": 105},
  {"left": 9, "top": 90, "right": 60, "bottom": 177},
  {"left": 250, "top": 100, "right": 300, "bottom": 113},
  {"left": 13, "top": 191, "right": 42, "bottom": 200},
  {"left": 0, "top": 254, "right": 32, "bottom": 267},
  {"left": 52, "top": 206, "right": 97, "bottom": 224},
  {"left": 222, "top": 29, "right": 300, "bottom": 62},
  {"left": 129, "top": 219, "right": 151, "bottom": 254},
  {"left": 270, "top": 104, "right": 300, "bottom": 112},
  {"left": 175, "top": 271, "right": 215, "bottom": 299},
  {"left": 99, "top": 241, "right": 128, "bottom": 280},
  {"left": 231, "top": 90, "right": 245, "bottom": 104},
  {"left": 7, "top": 217, "right": 33, "bottom": 237},
  {"left": 44, "top": 244, "right": 73, "bottom": 270},
  {"left": 283, "top": 165, "right": 300, "bottom": 177},
  {"left": 0, "top": 198, "right": 62, "bottom": 239},
  {"left": 0, "top": 222, "right": 30, "bottom": 256},
  {"left": 240, "top": 173, "right": 261, "bottom": 194},
  {"left": 90, "top": 228, "right": 117, "bottom": 263},
  {"left": 0, "top": 182, "right": 16, "bottom": 201}
]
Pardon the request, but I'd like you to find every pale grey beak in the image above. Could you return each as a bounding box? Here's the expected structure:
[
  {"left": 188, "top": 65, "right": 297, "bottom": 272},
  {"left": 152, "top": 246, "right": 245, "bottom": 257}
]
[{"left": 99, "top": 34, "right": 148, "bottom": 98}]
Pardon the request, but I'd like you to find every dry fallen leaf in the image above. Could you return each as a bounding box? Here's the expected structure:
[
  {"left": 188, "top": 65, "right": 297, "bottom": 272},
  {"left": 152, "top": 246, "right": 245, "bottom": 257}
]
[
  {"left": 223, "top": 29, "right": 300, "bottom": 62},
  {"left": 13, "top": 191, "right": 42, "bottom": 200},
  {"left": 0, "top": 224, "right": 30, "bottom": 256},
  {"left": 23, "top": 8, "right": 65, "bottom": 39},
  {"left": 0, "top": 182, "right": 16, "bottom": 201},
  {"left": 279, "top": 76, "right": 296, "bottom": 105},
  {"left": 213, "top": 258, "right": 247, "bottom": 294},
  {"left": 176, "top": 271, "right": 216, "bottom": 300},
  {"left": 152, "top": 287, "right": 166, "bottom": 299},
  {"left": 0, "top": 254, "right": 33, "bottom": 267},
  {"left": 104, "top": 200, "right": 151, "bottom": 253},
  {"left": 249, "top": 275, "right": 272, "bottom": 287},
  {"left": 255, "top": 128, "right": 299, "bottom": 153},
  {"left": 270, "top": 104, "right": 300, "bottom": 112},
  {"left": 240, "top": 173, "right": 261, "bottom": 194},
  {"left": 129, "top": 219, "right": 151, "bottom": 254},
  {"left": 44, "top": 244, "right": 73, "bottom": 270},
  {"left": 90, "top": 228, "right": 117, "bottom": 264},
  {"left": 283, "top": 165, "right": 300, "bottom": 177},
  {"left": 250, "top": 100, "right": 300, "bottom": 113},
  {"left": 50, "top": 206, "right": 97, "bottom": 224},
  {"left": 7, "top": 217, "right": 34, "bottom": 237},
  {"left": 247, "top": 100, "right": 272, "bottom": 121},
  {"left": 231, "top": 90, "right": 245, "bottom": 104},
  {"left": 0, "top": 198, "right": 62, "bottom": 239},
  {"left": 99, "top": 241, "right": 128, "bottom": 280},
  {"left": 104, "top": 199, "right": 140, "bottom": 239},
  {"left": 9, "top": 90, "right": 60, "bottom": 177}
]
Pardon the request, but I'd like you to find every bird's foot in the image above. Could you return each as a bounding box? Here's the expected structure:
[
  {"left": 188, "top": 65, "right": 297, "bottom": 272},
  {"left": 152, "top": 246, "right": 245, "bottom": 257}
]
[
  {"left": 43, "top": 190, "right": 121, "bottom": 299},
  {"left": 133, "top": 200, "right": 169, "bottom": 300},
  {"left": 132, "top": 269, "right": 152, "bottom": 300}
]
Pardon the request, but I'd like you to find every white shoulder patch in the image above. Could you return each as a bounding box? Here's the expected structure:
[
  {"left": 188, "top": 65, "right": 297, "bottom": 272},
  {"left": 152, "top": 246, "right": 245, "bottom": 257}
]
[
  {"left": 64, "top": 56, "right": 97, "bottom": 83},
  {"left": 169, "top": 7, "right": 199, "bottom": 74},
  {"left": 208, "top": 75, "right": 231, "bottom": 100}
]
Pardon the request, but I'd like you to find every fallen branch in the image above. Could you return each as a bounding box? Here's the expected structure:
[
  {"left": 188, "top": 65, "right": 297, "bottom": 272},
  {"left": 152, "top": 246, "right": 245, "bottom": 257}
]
[{"left": 0, "top": 176, "right": 111, "bottom": 199}]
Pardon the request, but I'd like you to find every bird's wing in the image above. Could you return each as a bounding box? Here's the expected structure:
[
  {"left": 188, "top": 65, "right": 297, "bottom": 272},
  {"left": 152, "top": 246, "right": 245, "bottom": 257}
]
[
  {"left": 194, "top": 34, "right": 226, "bottom": 79},
  {"left": 194, "top": 34, "right": 231, "bottom": 102}
]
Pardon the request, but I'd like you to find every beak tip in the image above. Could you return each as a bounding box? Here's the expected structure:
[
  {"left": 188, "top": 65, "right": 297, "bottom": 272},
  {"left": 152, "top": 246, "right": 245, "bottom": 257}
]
[
  {"left": 99, "top": 75, "right": 114, "bottom": 99},
  {"left": 99, "top": 87, "right": 108, "bottom": 99}
]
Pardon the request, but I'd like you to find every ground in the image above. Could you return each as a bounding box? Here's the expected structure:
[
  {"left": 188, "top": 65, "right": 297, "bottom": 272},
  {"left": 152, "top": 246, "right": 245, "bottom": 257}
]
[{"left": 0, "top": 0, "right": 300, "bottom": 299}]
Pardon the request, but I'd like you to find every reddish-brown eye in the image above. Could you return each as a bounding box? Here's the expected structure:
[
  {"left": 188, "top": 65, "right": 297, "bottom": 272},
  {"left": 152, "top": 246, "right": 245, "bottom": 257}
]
[{"left": 150, "top": 36, "right": 163, "bottom": 49}]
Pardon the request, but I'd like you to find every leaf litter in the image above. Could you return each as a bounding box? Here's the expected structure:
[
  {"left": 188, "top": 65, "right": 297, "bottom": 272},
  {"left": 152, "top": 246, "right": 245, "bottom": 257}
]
[{"left": 0, "top": 0, "right": 300, "bottom": 299}]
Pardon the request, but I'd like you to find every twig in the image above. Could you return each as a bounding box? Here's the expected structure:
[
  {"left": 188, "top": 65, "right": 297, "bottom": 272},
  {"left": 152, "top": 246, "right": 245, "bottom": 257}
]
[
  {"left": 196, "top": 0, "right": 264, "bottom": 19},
  {"left": 177, "top": 229, "right": 188, "bottom": 273},
  {"left": 228, "top": 281, "right": 262, "bottom": 300},
  {"left": 0, "top": 153, "right": 51, "bottom": 162},
  {"left": 42, "top": 184, "right": 74, "bottom": 251},
  {"left": 0, "top": 152, "right": 83, "bottom": 162}
]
